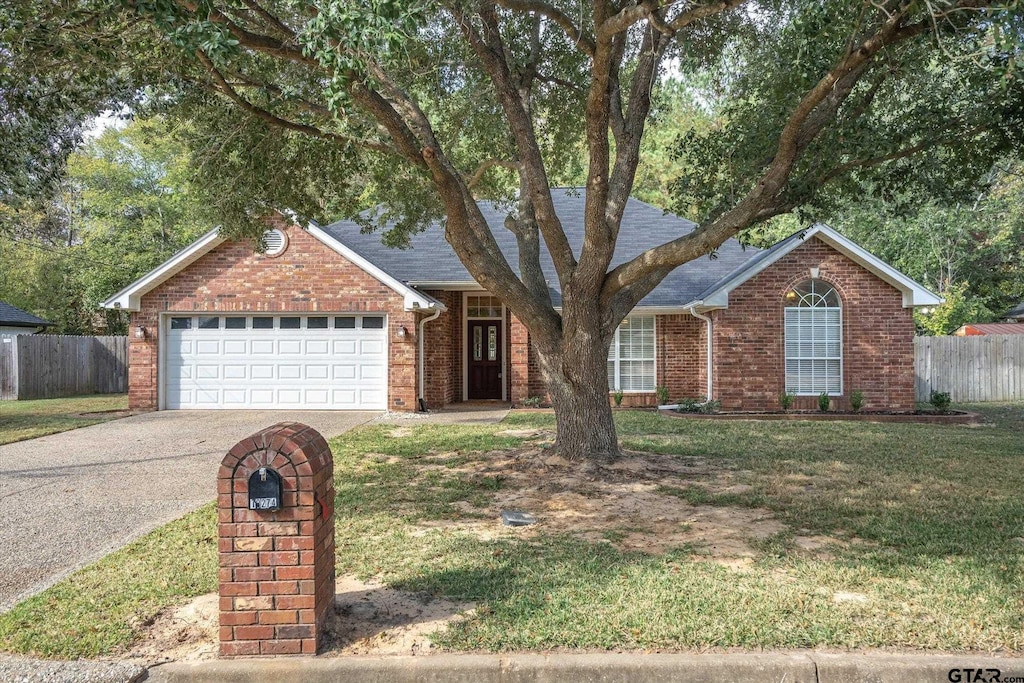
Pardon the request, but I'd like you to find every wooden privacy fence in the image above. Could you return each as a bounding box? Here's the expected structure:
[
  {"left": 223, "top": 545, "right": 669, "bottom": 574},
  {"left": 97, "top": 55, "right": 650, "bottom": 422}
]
[
  {"left": 0, "top": 335, "right": 127, "bottom": 400},
  {"left": 914, "top": 334, "right": 1024, "bottom": 402}
]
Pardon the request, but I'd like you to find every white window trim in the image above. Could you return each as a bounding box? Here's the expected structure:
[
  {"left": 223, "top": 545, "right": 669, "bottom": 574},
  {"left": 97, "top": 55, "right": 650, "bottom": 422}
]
[
  {"left": 607, "top": 315, "right": 657, "bottom": 393},
  {"left": 784, "top": 305, "right": 843, "bottom": 396},
  {"left": 461, "top": 292, "right": 507, "bottom": 402}
]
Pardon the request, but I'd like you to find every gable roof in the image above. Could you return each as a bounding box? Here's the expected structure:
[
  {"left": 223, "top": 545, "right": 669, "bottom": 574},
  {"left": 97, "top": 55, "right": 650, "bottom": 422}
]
[
  {"left": 101, "top": 226, "right": 443, "bottom": 312},
  {"left": 102, "top": 190, "right": 941, "bottom": 314},
  {"left": 690, "top": 223, "right": 943, "bottom": 309},
  {"left": 319, "top": 189, "right": 758, "bottom": 309},
  {"left": 0, "top": 301, "right": 52, "bottom": 328}
]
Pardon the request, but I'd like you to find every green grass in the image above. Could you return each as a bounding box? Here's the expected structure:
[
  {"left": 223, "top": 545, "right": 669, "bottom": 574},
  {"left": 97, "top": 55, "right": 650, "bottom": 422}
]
[
  {"left": 1, "top": 404, "right": 1021, "bottom": 657},
  {"left": 0, "top": 394, "right": 129, "bottom": 445},
  {"left": 0, "top": 505, "right": 216, "bottom": 657}
]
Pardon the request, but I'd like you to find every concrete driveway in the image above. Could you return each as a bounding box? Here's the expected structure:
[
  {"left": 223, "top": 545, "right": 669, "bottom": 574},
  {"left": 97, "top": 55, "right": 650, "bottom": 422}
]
[{"left": 0, "top": 410, "right": 377, "bottom": 612}]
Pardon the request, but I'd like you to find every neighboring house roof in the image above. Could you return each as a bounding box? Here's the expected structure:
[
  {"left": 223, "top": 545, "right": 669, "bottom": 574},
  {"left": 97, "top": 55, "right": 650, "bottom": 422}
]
[
  {"left": 0, "top": 301, "right": 52, "bottom": 328},
  {"left": 691, "top": 223, "right": 943, "bottom": 309},
  {"left": 103, "top": 189, "right": 942, "bottom": 313},
  {"left": 1005, "top": 301, "right": 1024, "bottom": 320},
  {"left": 956, "top": 323, "right": 1024, "bottom": 336},
  {"left": 102, "top": 225, "right": 443, "bottom": 312}
]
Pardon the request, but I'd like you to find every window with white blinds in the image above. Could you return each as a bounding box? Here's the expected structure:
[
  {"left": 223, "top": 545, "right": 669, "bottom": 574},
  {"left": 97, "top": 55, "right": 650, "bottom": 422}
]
[
  {"left": 607, "top": 316, "right": 656, "bottom": 392},
  {"left": 784, "top": 279, "right": 842, "bottom": 395}
]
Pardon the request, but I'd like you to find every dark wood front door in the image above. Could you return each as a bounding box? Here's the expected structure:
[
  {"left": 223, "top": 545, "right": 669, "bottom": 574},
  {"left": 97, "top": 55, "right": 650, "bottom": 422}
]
[{"left": 467, "top": 320, "right": 503, "bottom": 399}]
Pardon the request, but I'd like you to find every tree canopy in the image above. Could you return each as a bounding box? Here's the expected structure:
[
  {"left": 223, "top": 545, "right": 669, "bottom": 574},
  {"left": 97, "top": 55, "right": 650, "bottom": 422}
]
[
  {"left": 0, "top": 118, "right": 209, "bottom": 333},
  {"left": 3, "top": 0, "right": 1023, "bottom": 457}
]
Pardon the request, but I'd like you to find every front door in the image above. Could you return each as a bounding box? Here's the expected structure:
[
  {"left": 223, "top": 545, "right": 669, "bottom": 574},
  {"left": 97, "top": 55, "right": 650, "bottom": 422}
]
[{"left": 467, "top": 320, "right": 503, "bottom": 399}]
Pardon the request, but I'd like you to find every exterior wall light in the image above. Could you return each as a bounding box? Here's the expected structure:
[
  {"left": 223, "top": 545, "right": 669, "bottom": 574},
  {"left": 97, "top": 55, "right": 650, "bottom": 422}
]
[
  {"left": 396, "top": 325, "right": 408, "bottom": 339},
  {"left": 134, "top": 325, "right": 147, "bottom": 339}
]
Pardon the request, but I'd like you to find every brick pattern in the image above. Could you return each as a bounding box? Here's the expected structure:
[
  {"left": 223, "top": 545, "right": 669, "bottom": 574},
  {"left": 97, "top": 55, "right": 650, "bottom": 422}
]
[
  {"left": 712, "top": 237, "right": 915, "bottom": 412},
  {"left": 218, "top": 422, "right": 335, "bottom": 657},
  {"left": 421, "top": 290, "right": 461, "bottom": 408},
  {"left": 129, "top": 218, "right": 418, "bottom": 412}
]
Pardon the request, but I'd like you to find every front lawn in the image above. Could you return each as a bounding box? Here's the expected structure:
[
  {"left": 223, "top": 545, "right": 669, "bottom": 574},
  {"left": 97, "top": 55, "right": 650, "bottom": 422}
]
[
  {"left": 1, "top": 404, "right": 1021, "bottom": 657},
  {"left": 0, "top": 394, "right": 129, "bottom": 445}
]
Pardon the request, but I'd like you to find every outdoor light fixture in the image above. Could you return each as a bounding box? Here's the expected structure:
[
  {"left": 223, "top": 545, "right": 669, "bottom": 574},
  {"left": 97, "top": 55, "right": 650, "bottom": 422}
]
[
  {"left": 396, "top": 325, "right": 408, "bottom": 339},
  {"left": 134, "top": 325, "right": 146, "bottom": 339}
]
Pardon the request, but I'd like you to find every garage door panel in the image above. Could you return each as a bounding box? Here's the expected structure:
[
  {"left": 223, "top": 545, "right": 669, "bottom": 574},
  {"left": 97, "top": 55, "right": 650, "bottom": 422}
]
[
  {"left": 223, "top": 390, "right": 248, "bottom": 405},
  {"left": 224, "top": 340, "right": 247, "bottom": 355},
  {"left": 251, "top": 340, "right": 275, "bottom": 354},
  {"left": 223, "top": 365, "right": 247, "bottom": 379},
  {"left": 196, "top": 340, "right": 220, "bottom": 355},
  {"left": 360, "top": 340, "right": 385, "bottom": 355},
  {"left": 279, "top": 340, "right": 302, "bottom": 354},
  {"left": 195, "top": 389, "right": 221, "bottom": 405},
  {"left": 304, "top": 389, "right": 330, "bottom": 405},
  {"left": 333, "top": 364, "right": 357, "bottom": 380},
  {"left": 360, "top": 365, "right": 384, "bottom": 380},
  {"left": 306, "top": 340, "right": 330, "bottom": 354},
  {"left": 165, "top": 314, "right": 387, "bottom": 410},
  {"left": 196, "top": 365, "right": 220, "bottom": 379},
  {"left": 306, "top": 365, "right": 329, "bottom": 380},
  {"left": 279, "top": 365, "right": 302, "bottom": 380}
]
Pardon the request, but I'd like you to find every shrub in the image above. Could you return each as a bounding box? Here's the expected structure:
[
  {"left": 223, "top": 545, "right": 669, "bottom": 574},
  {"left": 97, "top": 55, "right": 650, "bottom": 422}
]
[
  {"left": 818, "top": 392, "right": 831, "bottom": 412},
  {"left": 850, "top": 390, "right": 864, "bottom": 413},
  {"left": 655, "top": 385, "right": 670, "bottom": 405},
  {"left": 930, "top": 391, "right": 952, "bottom": 413},
  {"left": 519, "top": 396, "right": 543, "bottom": 408},
  {"left": 612, "top": 390, "right": 624, "bottom": 407},
  {"left": 676, "top": 396, "right": 721, "bottom": 414},
  {"left": 779, "top": 392, "right": 795, "bottom": 411}
]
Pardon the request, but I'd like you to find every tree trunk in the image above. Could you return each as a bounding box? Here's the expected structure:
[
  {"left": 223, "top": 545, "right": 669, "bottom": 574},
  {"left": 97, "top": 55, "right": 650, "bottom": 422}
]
[{"left": 534, "top": 319, "right": 620, "bottom": 462}]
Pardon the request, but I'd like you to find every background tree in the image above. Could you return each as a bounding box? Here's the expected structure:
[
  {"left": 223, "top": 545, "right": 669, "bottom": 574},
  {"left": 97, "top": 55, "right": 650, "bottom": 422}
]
[
  {"left": 0, "top": 117, "right": 209, "bottom": 333},
  {"left": 4, "top": 0, "right": 1023, "bottom": 459}
]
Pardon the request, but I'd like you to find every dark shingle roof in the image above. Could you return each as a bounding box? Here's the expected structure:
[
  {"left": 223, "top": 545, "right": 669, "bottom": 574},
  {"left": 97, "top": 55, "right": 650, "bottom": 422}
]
[
  {"left": 319, "top": 189, "right": 761, "bottom": 308},
  {"left": 0, "top": 301, "right": 52, "bottom": 328},
  {"left": 1005, "top": 301, "right": 1024, "bottom": 320}
]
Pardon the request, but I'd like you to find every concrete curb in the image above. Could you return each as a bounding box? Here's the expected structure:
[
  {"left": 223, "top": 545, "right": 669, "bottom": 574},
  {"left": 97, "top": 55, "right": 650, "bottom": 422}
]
[{"left": 143, "top": 653, "right": 1024, "bottom": 683}]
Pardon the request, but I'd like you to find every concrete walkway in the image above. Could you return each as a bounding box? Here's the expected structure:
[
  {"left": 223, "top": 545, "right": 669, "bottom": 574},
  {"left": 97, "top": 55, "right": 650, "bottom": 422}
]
[
  {"left": 0, "top": 410, "right": 377, "bottom": 611},
  {"left": 146, "top": 653, "right": 1024, "bottom": 683}
]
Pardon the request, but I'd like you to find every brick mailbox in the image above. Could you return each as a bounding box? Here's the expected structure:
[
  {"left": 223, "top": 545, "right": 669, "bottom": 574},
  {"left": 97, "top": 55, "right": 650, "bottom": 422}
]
[{"left": 218, "top": 422, "right": 335, "bottom": 656}]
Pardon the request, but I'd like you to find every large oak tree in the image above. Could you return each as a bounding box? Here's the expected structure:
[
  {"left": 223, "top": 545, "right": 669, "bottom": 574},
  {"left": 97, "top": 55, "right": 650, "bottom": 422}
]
[{"left": 4, "top": 0, "right": 1022, "bottom": 459}]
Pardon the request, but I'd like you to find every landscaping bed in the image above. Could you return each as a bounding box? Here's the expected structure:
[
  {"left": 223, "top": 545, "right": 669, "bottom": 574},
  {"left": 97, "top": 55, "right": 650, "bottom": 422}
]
[
  {"left": 1, "top": 404, "right": 1021, "bottom": 659},
  {"left": 659, "top": 408, "right": 983, "bottom": 424}
]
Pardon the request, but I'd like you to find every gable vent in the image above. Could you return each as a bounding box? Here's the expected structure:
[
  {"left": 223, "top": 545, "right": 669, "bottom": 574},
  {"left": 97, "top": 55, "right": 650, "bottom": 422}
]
[{"left": 262, "top": 229, "right": 287, "bottom": 256}]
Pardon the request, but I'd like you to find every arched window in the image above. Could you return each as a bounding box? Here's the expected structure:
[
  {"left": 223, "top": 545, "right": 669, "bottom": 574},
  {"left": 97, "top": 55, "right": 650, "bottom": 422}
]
[{"left": 784, "top": 279, "right": 842, "bottom": 395}]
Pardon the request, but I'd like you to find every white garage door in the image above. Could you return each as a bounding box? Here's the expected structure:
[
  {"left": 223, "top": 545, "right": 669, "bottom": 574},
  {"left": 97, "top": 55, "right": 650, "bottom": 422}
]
[{"left": 164, "top": 314, "right": 387, "bottom": 410}]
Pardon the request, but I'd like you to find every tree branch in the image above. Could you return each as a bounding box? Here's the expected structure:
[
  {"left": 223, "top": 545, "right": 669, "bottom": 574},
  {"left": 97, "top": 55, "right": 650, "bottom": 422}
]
[
  {"left": 196, "top": 51, "right": 395, "bottom": 155},
  {"left": 600, "top": 5, "right": 940, "bottom": 305},
  {"left": 494, "top": 0, "right": 596, "bottom": 56},
  {"left": 467, "top": 158, "right": 520, "bottom": 189}
]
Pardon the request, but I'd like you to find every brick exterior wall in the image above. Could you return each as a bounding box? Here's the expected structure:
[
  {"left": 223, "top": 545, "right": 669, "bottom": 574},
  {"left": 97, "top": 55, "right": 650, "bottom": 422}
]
[
  {"left": 217, "top": 422, "right": 335, "bottom": 656},
  {"left": 711, "top": 237, "right": 915, "bottom": 412},
  {"left": 129, "top": 223, "right": 914, "bottom": 414},
  {"left": 129, "top": 220, "right": 418, "bottom": 411},
  {"left": 421, "top": 290, "right": 461, "bottom": 409}
]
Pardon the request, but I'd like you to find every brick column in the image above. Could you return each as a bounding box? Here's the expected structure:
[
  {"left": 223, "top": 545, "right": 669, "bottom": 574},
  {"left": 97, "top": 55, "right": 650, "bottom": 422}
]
[
  {"left": 510, "top": 315, "right": 530, "bottom": 404},
  {"left": 218, "top": 422, "right": 335, "bottom": 656}
]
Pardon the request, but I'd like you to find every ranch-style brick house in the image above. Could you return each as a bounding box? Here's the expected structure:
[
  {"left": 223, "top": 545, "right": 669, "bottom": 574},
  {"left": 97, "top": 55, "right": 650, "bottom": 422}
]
[{"left": 103, "top": 190, "right": 941, "bottom": 414}]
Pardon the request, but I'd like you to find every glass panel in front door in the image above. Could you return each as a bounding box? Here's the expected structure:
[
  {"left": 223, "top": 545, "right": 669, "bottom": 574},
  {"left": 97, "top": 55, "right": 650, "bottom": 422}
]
[
  {"left": 487, "top": 326, "right": 497, "bottom": 361},
  {"left": 474, "top": 326, "right": 482, "bottom": 361}
]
